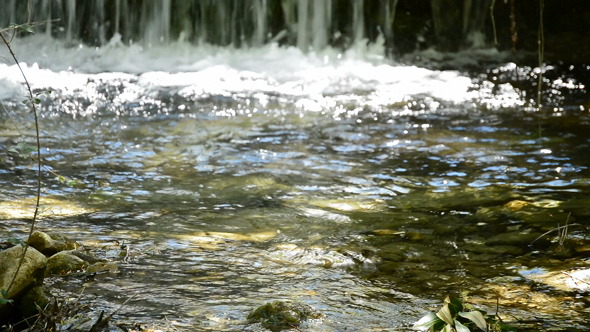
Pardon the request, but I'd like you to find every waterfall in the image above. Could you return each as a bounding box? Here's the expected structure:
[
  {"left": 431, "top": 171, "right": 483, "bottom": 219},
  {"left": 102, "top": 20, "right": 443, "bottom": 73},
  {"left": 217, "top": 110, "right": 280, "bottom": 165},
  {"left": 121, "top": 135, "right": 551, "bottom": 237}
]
[
  {"left": 253, "top": 0, "right": 268, "bottom": 47},
  {"left": 0, "top": 0, "right": 489, "bottom": 52},
  {"left": 352, "top": 0, "right": 364, "bottom": 45},
  {"left": 430, "top": 0, "right": 492, "bottom": 50},
  {"left": 142, "top": 0, "right": 171, "bottom": 46},
  {"left": 464, "top": 0, "right": 493, "bottom": 47},
  {"left": 312, "top": 0, "right": 331, "bottom": 50},
  {"left": 94, "top": 0, "right": 107, "bottom": 45},
  {"left": 296, "top": 0, "right": 309, "bottom": 50},
  {"left": 65, "top": 0, "right": 76, "bottom": 41}
]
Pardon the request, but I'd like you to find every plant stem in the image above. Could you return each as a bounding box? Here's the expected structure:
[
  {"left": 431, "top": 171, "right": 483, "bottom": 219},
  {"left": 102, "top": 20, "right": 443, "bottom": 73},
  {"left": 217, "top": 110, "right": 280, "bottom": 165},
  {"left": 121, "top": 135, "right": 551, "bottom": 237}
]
[
  {"left": 0, "top": 31, "right": 42, "bottom": 295},
  {"left": 536, "top": 0, "right": 544, "bottom": 137}
]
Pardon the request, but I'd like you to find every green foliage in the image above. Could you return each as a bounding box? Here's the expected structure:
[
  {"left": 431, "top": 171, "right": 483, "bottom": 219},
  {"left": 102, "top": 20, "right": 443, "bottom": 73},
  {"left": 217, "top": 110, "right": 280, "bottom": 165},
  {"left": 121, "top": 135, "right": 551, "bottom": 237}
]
[
  {"left": 9, "top": 141, "right": 35, "bottom": 158},
  {"left": 413, "top": 296, "right": 487, "bottom": 332},
  {"left": 56, "top": 175, "right": 85, "bottom": 188},
  {"left": 6, "top": 23, "right": 35, "bottom": 34},
  {"left": 23, "top": 89, "right": 52, "bottom": 106}
]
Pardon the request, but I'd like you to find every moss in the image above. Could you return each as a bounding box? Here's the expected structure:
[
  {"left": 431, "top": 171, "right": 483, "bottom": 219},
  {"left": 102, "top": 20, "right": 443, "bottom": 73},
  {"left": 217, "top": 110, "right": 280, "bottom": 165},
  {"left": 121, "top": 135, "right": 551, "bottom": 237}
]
[{"left": 247, "top": 301, "right": 322, "bottom": 331}]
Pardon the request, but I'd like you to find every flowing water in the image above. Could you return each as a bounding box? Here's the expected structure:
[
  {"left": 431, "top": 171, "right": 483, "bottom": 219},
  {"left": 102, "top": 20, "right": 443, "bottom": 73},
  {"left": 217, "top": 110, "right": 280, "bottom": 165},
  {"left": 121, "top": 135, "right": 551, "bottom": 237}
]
[{"left": 1, "top": 32, "right": 590, "bottom": 331}]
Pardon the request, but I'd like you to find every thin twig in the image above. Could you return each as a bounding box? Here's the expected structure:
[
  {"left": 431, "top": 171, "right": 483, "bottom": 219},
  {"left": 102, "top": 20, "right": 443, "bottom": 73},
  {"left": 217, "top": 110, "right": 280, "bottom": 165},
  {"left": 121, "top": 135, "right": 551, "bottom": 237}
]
[
  {"left": 558, "top": 212, "right": 571, "bottom": 247},
  {"left": 536, "top": 0, "right": 545, "bottom": 137},
  {"left": 489, "top": 0, "right": 497, "bottom": 46},
  {"left": 494, "top": 297, "right": 502, "bottom": 321},
  {"left": 0, "top": 30, "right": 43, "bottom": 295},
  {"left": 89, "top": 294, "right": 137, "bottom": 331},
  {"left": 0, "top": 19, "right": 59, "bottom": 33},
  {"left": 529, "top": 223, "right": 585, "bottom": 246},
  {"left": 562, "top": 271, "right": 590, "bottom": 288},
  {"left": 509, "top": 0, "right": 517, "bottom": 54}
]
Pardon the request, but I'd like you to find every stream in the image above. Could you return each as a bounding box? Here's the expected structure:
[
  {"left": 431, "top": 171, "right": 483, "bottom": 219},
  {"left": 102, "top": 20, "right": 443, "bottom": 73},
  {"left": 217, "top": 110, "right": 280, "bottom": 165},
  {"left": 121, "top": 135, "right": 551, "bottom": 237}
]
[{"left": 1, "top": 36, "right": 590, "bottom": 331}]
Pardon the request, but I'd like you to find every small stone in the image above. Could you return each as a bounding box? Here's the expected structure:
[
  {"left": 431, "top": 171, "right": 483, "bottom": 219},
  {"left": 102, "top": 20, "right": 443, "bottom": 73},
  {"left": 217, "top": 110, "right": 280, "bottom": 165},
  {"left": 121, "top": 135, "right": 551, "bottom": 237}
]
[{"left": 504, "top": 200, "right": 530, "bottom": 211}]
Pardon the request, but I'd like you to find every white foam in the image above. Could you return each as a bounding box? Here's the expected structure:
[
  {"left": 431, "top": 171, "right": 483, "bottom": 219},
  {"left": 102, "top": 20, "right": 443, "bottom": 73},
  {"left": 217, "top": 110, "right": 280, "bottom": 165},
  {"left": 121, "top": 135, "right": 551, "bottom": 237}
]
[{"left": 0, "top": 35, "right": 522, "bottom": 112}]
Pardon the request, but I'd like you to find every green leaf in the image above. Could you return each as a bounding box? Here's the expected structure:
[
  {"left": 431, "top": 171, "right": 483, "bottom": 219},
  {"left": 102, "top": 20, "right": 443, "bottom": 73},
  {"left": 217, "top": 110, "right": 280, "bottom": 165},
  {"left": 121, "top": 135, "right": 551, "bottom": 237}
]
[
  {"left": 413, "top": 312, "right": 441, "bottom": 331},
  {"left": 19, "top": 24, "right": 35, "bottom": 33},
  {"left": 445, "top": 296, "right": 464, "bottom": 315},
  {"left": 459, "top": 311, "right": 487, "bottom": 331},
  {"left": 455, "top": 319, "right": 471, "bottom": 332},
  {"left": 10, "top": 141, "right": 35, "bottom": 157},
  {"left": 437, "top": 303, "right": 454, "bottom": 325},
  {"left": 441, "top": 325, "right": 454, "bottom": 332}
]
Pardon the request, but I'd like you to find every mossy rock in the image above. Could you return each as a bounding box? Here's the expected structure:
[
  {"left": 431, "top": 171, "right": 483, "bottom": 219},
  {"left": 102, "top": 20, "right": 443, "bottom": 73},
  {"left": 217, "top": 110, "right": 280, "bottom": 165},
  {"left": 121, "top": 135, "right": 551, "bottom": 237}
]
[
  {"left": 0, "top": 246, "right": 47, "bottom": 320},
  {"left": 247, "top": 300, "right": 323, "bottom": 331},
  {"left": 45, "top": 251, "right": 88, "bottom": 276},
  {"left": 27, "top": 231, "right": 80, "bottom": 256}
]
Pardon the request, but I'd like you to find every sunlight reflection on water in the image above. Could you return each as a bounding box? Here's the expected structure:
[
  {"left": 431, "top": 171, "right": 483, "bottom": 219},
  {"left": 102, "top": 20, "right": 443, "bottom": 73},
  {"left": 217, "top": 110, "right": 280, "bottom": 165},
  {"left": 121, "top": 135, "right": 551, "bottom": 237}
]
[{"left": 1, "top": 38, "right": 590, "bottom": 330}]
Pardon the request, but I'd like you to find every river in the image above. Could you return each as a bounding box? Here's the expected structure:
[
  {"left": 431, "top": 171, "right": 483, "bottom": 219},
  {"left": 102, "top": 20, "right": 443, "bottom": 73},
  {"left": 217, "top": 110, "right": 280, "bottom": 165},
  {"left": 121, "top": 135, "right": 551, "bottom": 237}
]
[{"left": 1, "top": 32, "right": 590, "bottom": 331}]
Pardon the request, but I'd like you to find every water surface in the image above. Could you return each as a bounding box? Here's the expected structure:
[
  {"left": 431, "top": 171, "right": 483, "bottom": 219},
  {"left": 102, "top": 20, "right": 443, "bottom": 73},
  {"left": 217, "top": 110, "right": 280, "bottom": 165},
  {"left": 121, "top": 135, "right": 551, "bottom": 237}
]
[{"left": 1, "top": 39, "right": 590, "bottom": 331}]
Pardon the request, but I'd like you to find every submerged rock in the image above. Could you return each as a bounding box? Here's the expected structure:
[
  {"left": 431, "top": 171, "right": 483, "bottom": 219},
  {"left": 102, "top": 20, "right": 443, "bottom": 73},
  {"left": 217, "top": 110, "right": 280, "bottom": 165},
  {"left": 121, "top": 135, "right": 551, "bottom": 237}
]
[
  {"left": 247, "top": 300, "right": 323, "bottom": 331},
  {"left": 265, "top": 243, "right": 370, "bottom": 268},
  {"left": 0, "top": 196, "right": 94, "bottom": 220},
  {"left": 485, "top": 230, "right": 540, "bottom": 246}
]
